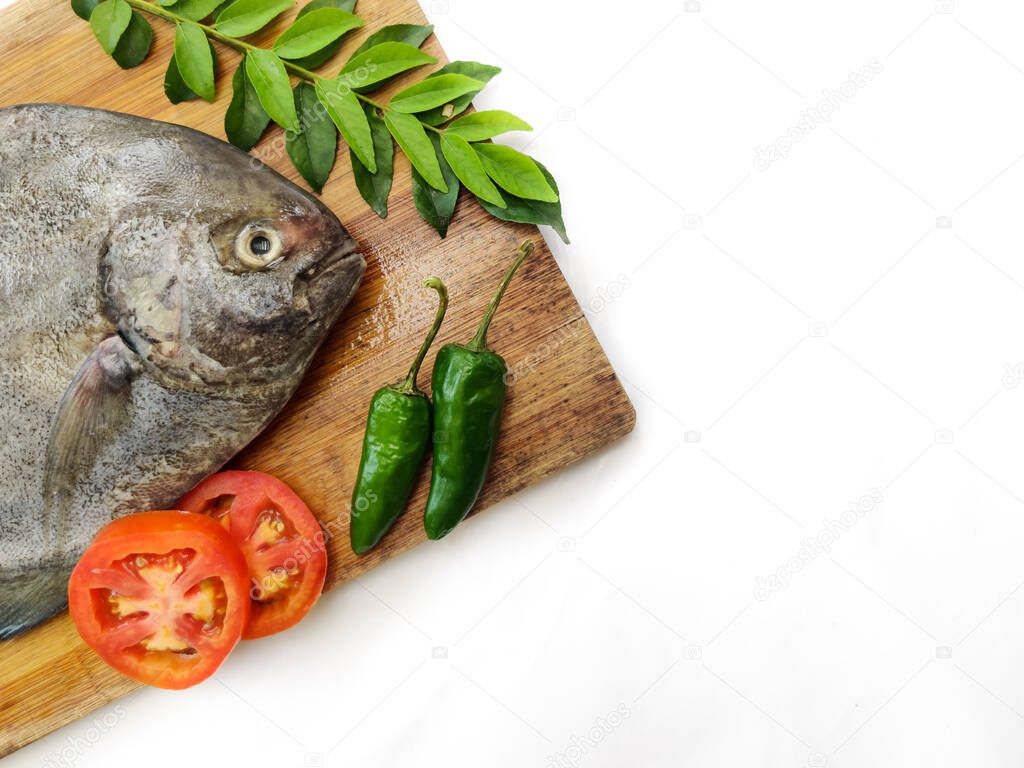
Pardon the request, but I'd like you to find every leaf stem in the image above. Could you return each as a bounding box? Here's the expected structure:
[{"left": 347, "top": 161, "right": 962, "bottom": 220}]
[
  {"left": 127, "top": 0, "right": 256, "bottom": 57},
  {"left": 124, "top": 0, "right": 442, "bottom": 131}
]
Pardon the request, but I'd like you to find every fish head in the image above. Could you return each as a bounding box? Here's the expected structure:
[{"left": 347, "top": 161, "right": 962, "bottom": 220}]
[
  {"left": 198, "top": 165, "right": 365, "bottom": 371},
  {"left": 106, "top": 127, "right": 365, "bottom": 389}
]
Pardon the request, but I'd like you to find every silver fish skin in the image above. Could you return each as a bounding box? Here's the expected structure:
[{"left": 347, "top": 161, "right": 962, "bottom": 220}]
[{"left": 0, "top": 104, "right": 365, "bottom": 639}]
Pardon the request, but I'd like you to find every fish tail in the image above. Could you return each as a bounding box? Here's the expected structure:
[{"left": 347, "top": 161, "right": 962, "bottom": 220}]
[{"left": 0, "top": 561, "right": 71, "bottom": 640}]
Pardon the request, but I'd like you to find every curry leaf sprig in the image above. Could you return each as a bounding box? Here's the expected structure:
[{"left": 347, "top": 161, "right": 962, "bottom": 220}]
[{"left": 74, "top": 0, "right": 569, "bottom": 242}]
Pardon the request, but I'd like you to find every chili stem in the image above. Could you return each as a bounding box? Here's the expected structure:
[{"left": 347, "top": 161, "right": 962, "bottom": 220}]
[
  {"left": 400, "top": 277, "right": 449, "bottom": 393},
  {"left": 467, "top": 239, "right": 534, "bottom": 353}
]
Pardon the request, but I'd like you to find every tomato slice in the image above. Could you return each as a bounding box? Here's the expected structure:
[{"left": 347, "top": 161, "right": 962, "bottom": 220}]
[
  {"left": 67, "top": 510, "right": 250, "bottom": 690},
  {"left": 176, "top": 471, "right": 328, "bottom": 639}
]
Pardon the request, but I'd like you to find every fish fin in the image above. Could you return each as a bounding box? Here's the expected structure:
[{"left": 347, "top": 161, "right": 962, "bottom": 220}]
[{"left": 43, "top": 335, "right": 141, "bottom": 503}]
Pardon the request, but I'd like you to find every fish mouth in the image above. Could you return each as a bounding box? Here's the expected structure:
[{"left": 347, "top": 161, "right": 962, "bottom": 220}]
[
  {"left": 299, "top": 241, "right": 360, "bottom": 282},
  {"left": 293, "top": 241, "right": 364, "bottom": 314}
]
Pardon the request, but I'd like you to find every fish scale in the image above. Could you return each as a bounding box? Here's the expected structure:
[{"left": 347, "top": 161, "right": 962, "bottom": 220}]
[{"left": 0, "top": 103, "right": 365, "bottom": 639}]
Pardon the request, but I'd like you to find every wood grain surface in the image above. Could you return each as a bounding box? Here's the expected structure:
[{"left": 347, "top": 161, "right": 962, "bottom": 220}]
[{"left": 0, "top": 0, "right": 635, "bottom": 756}]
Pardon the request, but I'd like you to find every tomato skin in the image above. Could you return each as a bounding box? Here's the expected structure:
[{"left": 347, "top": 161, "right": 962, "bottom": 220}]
[
  {"left": 177, "top": 471, "right": 328, "bottom": 639},
  {"left": 68, "top": 511, "right": 250, "bottom": 690}
]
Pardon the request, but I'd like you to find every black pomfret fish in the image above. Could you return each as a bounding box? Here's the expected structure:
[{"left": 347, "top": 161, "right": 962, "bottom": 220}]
[{"left": 0, "top": 104, "right": 365, "bottom": 638}]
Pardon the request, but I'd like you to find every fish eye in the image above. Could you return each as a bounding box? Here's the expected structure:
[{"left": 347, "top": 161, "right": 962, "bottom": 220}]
[
  {"left": 250, "top": 235, "right": 272, "bottom": 255},
  {"left": 235, "top": 224, "right": 284, "bottom": 271}
]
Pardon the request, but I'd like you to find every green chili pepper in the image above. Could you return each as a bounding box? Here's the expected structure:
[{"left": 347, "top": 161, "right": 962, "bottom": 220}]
[
  {"left": 424, "top": 240, "right": 534, "bottom": 540},
  {"left": 350, "top": 277, "right": 449, "bottom": 555}
]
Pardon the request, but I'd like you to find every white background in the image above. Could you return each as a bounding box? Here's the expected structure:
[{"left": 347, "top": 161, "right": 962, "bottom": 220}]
[{"left": 8, "top": 0, "right": 1024, "bottom": 766}]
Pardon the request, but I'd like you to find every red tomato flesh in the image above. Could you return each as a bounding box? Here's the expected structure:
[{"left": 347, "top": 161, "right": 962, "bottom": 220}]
[
  {"left": 68, "top": 511, "right": 250, "bottom": 690},
  {"left": 177, "top": 471, "right": 328, "bottom": 639}
]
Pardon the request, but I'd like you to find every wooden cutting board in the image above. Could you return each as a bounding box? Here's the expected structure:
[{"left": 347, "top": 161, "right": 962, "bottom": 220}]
[{"left": 0, "top": 0, "right": 634, "bottom": 756}]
